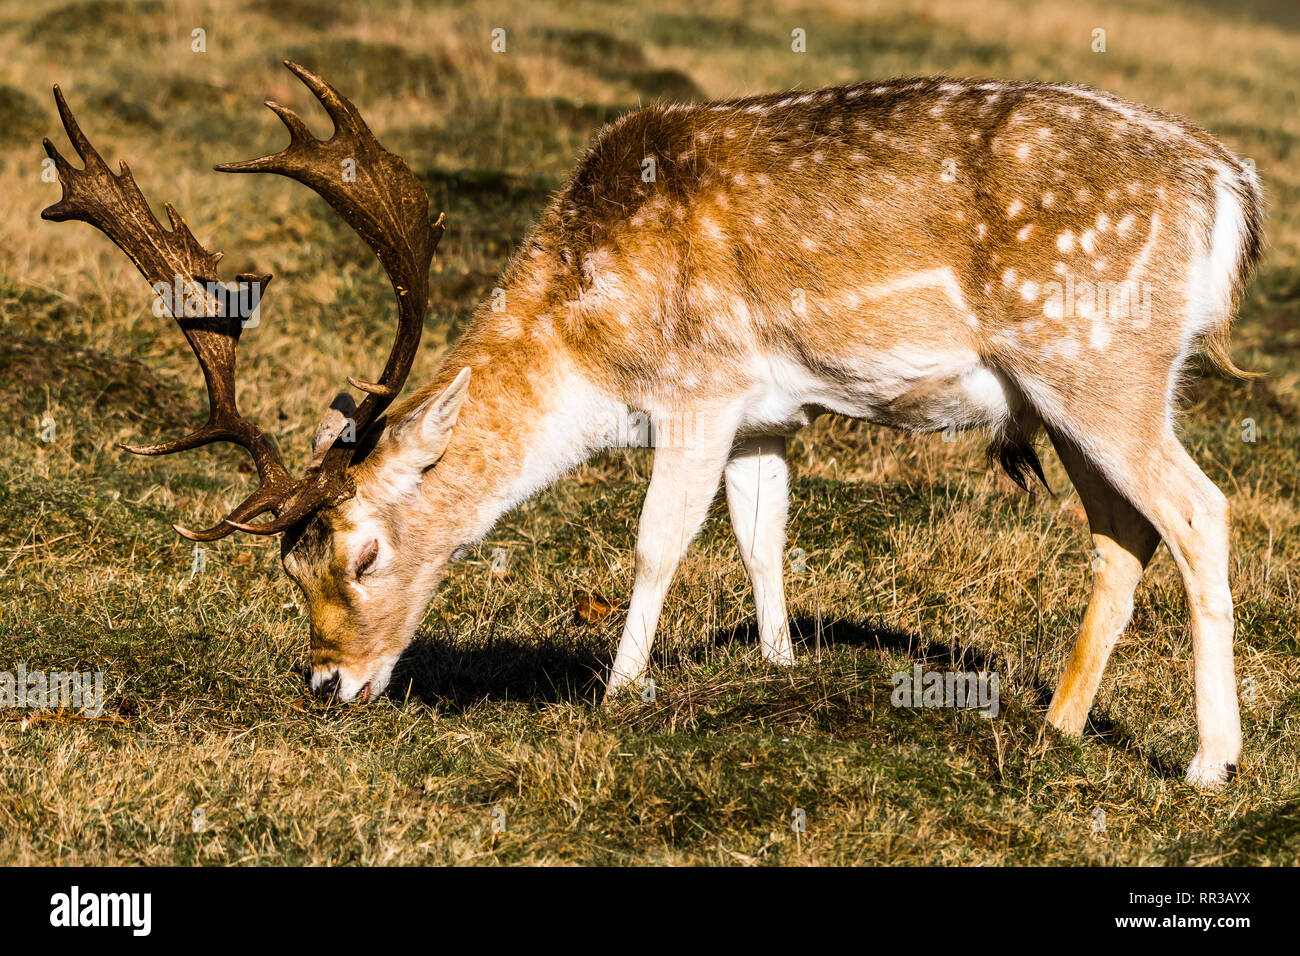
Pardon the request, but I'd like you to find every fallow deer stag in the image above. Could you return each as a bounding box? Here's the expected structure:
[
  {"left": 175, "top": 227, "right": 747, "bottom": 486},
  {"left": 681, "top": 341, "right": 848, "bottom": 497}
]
[{"left": 44, "top": 67, "right": 1261, "bottom": 788}]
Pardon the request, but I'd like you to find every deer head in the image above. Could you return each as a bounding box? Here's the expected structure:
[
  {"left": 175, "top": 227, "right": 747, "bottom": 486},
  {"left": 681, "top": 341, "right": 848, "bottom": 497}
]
[{"left": 42, "top": 61, "right": 463, "bottom": 701}]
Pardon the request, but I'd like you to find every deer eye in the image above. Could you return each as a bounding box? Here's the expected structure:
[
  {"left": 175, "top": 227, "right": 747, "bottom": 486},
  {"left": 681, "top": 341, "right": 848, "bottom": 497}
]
[{"left": 353, "top": 539, "right": 379, "bottom": 579}]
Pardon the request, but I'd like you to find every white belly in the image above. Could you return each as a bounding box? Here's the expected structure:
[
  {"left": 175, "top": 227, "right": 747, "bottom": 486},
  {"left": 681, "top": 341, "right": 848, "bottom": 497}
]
[{"left": 739, "top": 350, "right": 1014, "bottom": 436}]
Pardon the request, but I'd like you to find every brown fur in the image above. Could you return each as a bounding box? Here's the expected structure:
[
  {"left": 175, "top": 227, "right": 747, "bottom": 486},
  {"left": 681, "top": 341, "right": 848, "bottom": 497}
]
[{"left": 290, "top": 79, "right": 1259, "bottom": 786}]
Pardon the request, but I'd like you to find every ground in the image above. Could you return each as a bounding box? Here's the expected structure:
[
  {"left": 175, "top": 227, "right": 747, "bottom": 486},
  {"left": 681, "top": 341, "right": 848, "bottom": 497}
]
[{"left": 0, "top": 0, "right": 1297, "bottom": 864}]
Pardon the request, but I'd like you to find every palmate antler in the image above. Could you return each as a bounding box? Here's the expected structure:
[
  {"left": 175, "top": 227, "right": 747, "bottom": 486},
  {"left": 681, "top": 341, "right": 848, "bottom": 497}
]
[{"left": 42, "top": 61, "right": 445, "bottom": 540}]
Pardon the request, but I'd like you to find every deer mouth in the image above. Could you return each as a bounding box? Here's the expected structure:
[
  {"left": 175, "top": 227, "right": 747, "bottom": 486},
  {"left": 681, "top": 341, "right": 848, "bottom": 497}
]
[{"left": 357, "top": 682, "right": 372, "bottom": 704}]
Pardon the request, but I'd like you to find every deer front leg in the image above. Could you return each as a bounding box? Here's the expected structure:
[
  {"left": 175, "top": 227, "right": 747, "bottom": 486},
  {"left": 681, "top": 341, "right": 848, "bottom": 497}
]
[
  {"left": 606, "top": 410, "right": 738, "bottom": 696},
  {"left": 724, "top": 435, "right": 794, "bottom": 666}
]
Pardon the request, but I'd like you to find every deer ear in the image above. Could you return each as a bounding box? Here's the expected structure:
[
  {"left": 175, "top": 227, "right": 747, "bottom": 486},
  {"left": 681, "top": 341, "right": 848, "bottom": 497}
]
[{"left": 386, "top": 367, "right": 471, "bottom": 470}]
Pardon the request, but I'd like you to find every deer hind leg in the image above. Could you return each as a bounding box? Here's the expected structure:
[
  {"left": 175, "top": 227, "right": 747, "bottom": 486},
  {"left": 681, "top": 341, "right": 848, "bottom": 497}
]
[
  {"left": 606, "top": 409, "right": 739, "bottom": 696},
  {"left": 724, "top": 435, "right": 794, "bottom": 666},
  {"left": 1138, "top": 433, "right": 1241, "bottom": 788},
  {"left": 1045, "top": 432, "right": 1160, "bottom": 735},
  {"left": 1031, "top": 403, "right": 1240, "bottom": 787}
]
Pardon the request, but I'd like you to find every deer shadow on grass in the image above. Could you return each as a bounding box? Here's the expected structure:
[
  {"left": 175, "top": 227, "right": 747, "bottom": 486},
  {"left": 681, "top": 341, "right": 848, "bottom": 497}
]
[
  {"left": 379, "top": 615, "right": 1189, "bottom": 779},
  {"left": 714, "top": 614, "right": 1004, "bottom": 672},
  {"left": 386, "top": 615, "right": 997, "bottom": 711},
  {"left": 387, "top": 615, "right": 953, "bottom": 711},
  {"left": 717, "top": 614, "right": 1186, "bottom": 780},
  {"left": 1069, "top": 709, "right": 1187, "bottom": 780},
  {"left": 384, "top": 630, "right": 609, "bottom": 711}
]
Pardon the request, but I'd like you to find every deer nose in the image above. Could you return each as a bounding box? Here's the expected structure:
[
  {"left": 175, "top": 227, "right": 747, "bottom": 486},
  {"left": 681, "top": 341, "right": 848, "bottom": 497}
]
[{"left": 312, "top": 669, "right": 341, "bottom": 698}]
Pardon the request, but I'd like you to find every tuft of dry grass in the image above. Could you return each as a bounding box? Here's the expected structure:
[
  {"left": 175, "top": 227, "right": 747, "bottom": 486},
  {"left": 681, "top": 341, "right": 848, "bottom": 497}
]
[{"left": 1, "top": 0, "right": 1298, "bottom": 865}]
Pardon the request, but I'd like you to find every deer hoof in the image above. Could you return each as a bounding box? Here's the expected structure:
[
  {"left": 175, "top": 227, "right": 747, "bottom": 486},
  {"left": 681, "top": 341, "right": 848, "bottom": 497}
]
[{"left": 1186, "top": 752, "right": 1238, "bottom": 790}]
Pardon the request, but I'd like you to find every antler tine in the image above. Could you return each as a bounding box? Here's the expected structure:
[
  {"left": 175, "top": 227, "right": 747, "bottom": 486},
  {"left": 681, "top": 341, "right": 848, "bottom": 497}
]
[
  {"left": 121, "top": 421, "right": 226, "bottom": 457},
  {"left": 42, "top": 85, "right": 294, "bottom": 541},
  {"left": 42, "top": 86, "right": 104, "bottom": 194},
  {"left": 175, "top": 482, "right": 289, "bottom": 541},
  {"left": 216, "top": 61, "right": 446, "bottom": 456}
]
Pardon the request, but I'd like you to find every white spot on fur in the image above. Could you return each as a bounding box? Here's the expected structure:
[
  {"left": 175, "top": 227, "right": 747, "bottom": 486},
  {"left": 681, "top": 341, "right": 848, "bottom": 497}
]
[
  {"left": 1091, "top": 319, "right": 1112, "bottom": 350},
  {"left": 699, "top": 216, "right": 726, "bottom": 241}
]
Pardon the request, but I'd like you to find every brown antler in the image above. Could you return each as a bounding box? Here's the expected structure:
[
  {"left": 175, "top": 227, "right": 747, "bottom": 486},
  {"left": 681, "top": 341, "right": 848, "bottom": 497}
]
[
  {"left": 41, "top": 61, "right": 445, "bottom": 539},
  {"left": 212, "top": 60, "right": 445, "bottom": 535},
  {"left": 41, "top": 85, "right": 290, "bottom": 541}
]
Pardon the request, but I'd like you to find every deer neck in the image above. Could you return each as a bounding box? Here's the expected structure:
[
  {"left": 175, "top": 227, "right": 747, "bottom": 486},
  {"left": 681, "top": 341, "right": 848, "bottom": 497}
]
[{"left": 417, "top": 329, "right": 623, "bottom": 547}]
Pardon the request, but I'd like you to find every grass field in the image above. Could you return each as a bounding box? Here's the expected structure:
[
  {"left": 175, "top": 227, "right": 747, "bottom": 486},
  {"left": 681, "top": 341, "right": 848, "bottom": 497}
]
[{"left": 1, "top": 0, "right": 1298, "bottom": 865}]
